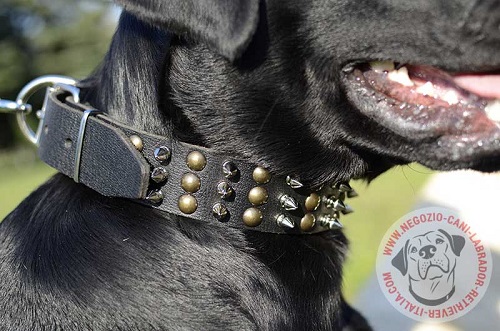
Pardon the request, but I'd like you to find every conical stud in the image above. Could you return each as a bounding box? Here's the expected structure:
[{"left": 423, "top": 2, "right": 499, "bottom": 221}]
[
  {"left": 341, "top": 204, "right": 354, "bottom": 215},
  {"left": 347, "top": 189, "right": 358, "bottom": 198},
  {"left": 286, "top": 176, "right": 303, "bottom": 189},
  {"left": 217, "top": 181, "right": 234, "bottom": 199},
  {"left": 325, "top": 197, "right": 346, "bottom": 212},
  {"left": 280, "top": 194, "right": 299, "bottom": 211},
  {"left": 212, "top": 203, "right": 229, "bottom": 222},
  {"left": 319, "top": 215, "right": 343, "bottom": 229},
  {"left": 146, "top": 189, "right": 164, "bottom": 204},
  {"left": 154, "top": 146, "right": 171, "bottom": 164},
  {"left": 276, "top": 214, "right": 295, "bottom": 229},
  {"left": 222, "top": 161, "right": 239, "bottom": 179},
  {"left": 338, "top": 183, "right": 352, "bottom": 193},
  {"left": 151, "top": 167, "right": 168, "bottom": 183}
]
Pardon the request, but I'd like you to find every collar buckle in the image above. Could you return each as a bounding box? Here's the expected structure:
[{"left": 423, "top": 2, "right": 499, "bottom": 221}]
[{"left": 11, "top": 76, "right": 79, "bottom": 145}]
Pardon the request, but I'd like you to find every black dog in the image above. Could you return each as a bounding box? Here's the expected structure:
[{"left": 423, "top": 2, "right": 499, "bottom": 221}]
[{"left": 1, "top": 0, "right": 500, "bottom": 330}]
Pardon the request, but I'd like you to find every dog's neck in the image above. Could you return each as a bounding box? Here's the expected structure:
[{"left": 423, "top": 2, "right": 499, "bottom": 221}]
[
  {"left": 39, "top": 89, "right": 358, "bottom": 234},
  {"left": 75, "top": 14, "right": 363, "bottom": 234}
]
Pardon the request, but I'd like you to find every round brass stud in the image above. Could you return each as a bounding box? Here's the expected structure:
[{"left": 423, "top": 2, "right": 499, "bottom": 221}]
[
  {"left": 178, "top": 194, "right": 198, "bottom": 214},
  {"left": 243, "top": 207, "right": 263, "bottom": 227},
  {"left": 129, "top": 135, "right": 143, "bottom": 151},
  {"left": 181, "top": 173, "right": 201, "bottom": 193},
  {"left": 248, "top": 187, "right": 268, "bottom": 206},
  {"left": 305, "top": 193, "right": 321, "bottom": 212},
  {"left": 186, "top": 151, "right": 207, "bottom": 171},
  {"left": 300, "top": 213, "right": 316, "bottom": 232},
  {"left": 252, "top": 167, "right": 271, "bottom": 184}
]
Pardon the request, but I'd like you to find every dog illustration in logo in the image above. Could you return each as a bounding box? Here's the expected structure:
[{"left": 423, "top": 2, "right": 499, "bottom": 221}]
[{"left": 392, "top": 229, "right": 466, "bottom": 306}]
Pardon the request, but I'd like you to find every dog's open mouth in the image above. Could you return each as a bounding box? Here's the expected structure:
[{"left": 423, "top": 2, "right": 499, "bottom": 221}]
[{"left": 344, "top": 61, "right": 500, "bottom": 163}]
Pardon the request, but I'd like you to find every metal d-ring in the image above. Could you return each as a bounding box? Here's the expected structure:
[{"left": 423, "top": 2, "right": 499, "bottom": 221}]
[{"left": 15, "top": 75, "right": 79, "bottom": 145}]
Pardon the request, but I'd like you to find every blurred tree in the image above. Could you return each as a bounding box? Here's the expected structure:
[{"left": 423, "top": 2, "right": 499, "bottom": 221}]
[{"left": 0, "top": 0, "right": 116, "bottom": 148}]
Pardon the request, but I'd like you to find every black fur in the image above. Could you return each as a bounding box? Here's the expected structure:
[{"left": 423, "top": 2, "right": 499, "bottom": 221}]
[{"left": 2, "top": 0, "right": 500, "bottom": 330}]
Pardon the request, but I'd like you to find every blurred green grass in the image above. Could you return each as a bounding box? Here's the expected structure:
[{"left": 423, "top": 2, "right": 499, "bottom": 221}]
[
  {"left": 342, "top": 164, "right": 433, "bottom": 300},
  {"left": 0, "top": 148, "right": 56, "bottom": 219},
  {"left": 0, "top": 149, "right": 433, "bottom": 299}
]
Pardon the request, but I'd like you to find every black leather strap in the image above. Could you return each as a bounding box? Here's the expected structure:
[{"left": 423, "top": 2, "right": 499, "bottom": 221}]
[{"left": 38, "top": 91, "right": 356, "bottom": 234}]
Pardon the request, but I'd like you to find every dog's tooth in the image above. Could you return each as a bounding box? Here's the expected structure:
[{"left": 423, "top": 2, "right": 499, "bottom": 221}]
[
  {"left": 388, "top": 66, "right": 414, "bottom": 87},
  {"left": 443, "top": 90, "right": 459, "bottom": 105},
  {"left": 416, "top": 82, "right": 437, "bottom": 98},
  {"left": 485, "top": 99, "right": 500, "bottom": 122},
  {"left": 370, "top": 61, "right": 395, "bottom": 73}
]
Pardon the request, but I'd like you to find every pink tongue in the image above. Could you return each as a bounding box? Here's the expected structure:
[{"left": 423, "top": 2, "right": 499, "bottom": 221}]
[{"left": 454, "top": 75, "right": 500, "bottom": 99}]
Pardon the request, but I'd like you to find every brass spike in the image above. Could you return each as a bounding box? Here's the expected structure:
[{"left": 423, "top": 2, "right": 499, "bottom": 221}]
[{"left": 280, "top": 194, "right": 299, "bottom": 211}]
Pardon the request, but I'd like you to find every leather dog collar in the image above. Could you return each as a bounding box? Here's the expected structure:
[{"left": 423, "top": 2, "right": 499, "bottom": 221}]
[{"left": 4, "top": 77, "right": 358, "bottom": 234}]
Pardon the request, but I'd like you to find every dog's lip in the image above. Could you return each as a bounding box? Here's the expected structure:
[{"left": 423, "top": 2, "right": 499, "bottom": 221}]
[{"left": 342, "top": 61, "right": 500, "bottom": 163}]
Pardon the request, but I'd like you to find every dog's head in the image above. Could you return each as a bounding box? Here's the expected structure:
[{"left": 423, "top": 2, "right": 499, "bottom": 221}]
[
  {"left": 392, "top": 229, "right": 465, "bottom": 280},
  {"left": 90, "top": 0, "right": 500, "bottom": 187}
]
